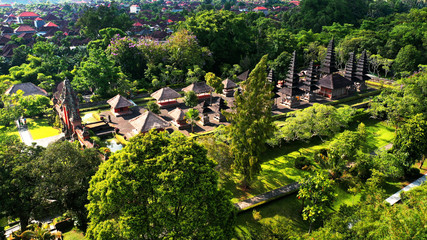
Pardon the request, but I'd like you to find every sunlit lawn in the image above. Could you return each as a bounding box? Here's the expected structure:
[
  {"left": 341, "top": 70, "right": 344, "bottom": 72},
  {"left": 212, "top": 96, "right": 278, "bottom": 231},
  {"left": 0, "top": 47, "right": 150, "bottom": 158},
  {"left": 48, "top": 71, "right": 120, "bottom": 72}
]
[
  {"left": 27, "top": 118, "right": 61, "bottom": 140},
  {"left": 81, "top": 110, "right": 100, "bottom": 124},
  {"left": 62, "top": 229, "right": 86, "bottom": 240},
  {"left": 233, "top": 119, "right": 396, "bottom": 238},
  {"left": 223, "top": 119, "right": 395, "bottom": 203}
]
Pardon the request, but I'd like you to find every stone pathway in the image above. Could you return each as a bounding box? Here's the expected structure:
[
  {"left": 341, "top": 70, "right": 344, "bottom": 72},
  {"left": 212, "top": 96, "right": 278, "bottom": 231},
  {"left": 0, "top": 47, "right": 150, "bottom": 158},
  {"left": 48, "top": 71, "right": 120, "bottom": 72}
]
[
  {"left": 234, "top": 182, "right": 300, "bottom": 212},
  {"left": 385, "top": 173, "right": 427, "bottom": 205}
]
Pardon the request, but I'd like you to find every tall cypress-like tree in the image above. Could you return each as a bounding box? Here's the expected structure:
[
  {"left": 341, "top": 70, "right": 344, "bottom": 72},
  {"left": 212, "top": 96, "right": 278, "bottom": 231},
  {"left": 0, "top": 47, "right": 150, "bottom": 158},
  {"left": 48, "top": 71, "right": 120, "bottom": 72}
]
[{"left": 225, "top": 55, "right": 274, "bottom": 186}]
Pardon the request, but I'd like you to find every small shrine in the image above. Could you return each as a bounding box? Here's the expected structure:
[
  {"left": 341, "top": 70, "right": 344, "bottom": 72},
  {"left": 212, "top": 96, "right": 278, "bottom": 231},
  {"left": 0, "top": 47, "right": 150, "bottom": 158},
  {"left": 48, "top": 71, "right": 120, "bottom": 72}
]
[
  {"left": 169, "top": 108, "right": 189, "bottom": 129},
  {"left": 196, "top": 100, "right": 212, "bottom": 126},
  {"left": 222, "top": 78, "right": 237, "bottom": 97},
  {"left": 107, "top": 94, "right": 133, "bottom": 116},
  {"left": 151, "top": 87, "right": 181, "bottom": 108},
  {"left": 211, "top": 98, "right": 228, "bottom": 122}
]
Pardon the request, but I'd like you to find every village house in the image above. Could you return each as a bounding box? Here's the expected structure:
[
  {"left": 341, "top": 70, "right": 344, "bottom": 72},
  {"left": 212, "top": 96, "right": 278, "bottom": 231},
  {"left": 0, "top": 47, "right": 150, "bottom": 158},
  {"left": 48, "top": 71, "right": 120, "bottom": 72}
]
[{"left": 17, "top": 12, "right": 40, "bottom": 24}]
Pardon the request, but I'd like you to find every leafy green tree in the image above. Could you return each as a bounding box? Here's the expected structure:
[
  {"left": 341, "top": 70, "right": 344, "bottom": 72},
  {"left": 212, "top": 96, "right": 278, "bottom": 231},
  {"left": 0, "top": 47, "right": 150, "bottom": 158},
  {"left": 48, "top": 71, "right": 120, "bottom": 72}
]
[
  {"left": 72, "top": 47, "right": 130, "bottom": 97},
  {"left": 205, "top": 72, "right": 223, "bottom": 93},
  {"left": 285, "top": 0, "right": 369, "bottom": 32},
  {"left": 276, "top": 104, "right": 355, "bottom": 143},
  {"left": 185, "top": 108, "right": 200, "bottom": 133},
  {"left": 0, "top": 137, "right": 43, "bottom": 231},
  {"left": 76, "top": 2, "right": 132, "bottom": 39},
  {"left": 33, "top": 141, "right": 101, "bottom": 231},
  {"left": 146, "top": 101, "right": 160, "bottom": 114},
  {"left": 86, "top": 131, "right": 235, "bottom": 239},
  {"left": 297, "top": 171, "right": 336, "bottom": 233},
  {"left": 0, "top": 91, "right": 25, "bottom": 126},
  {"left": 224, "top": 55, "right": 274, "bottom": 186},
  {"left": 393, "top": 113, "right": 427, "bottom": 170},
  {"left": 182, "top": 10, "right": 251, "bottom": 69},
  {"left": 183, "top": 90, "right": 198, "bottom": 107},
  {"left": 394, "top": 44, "right": 421, "bottom": 74},
  {"left": 19, "top": 95, "right": 51, "bottom": 117}
]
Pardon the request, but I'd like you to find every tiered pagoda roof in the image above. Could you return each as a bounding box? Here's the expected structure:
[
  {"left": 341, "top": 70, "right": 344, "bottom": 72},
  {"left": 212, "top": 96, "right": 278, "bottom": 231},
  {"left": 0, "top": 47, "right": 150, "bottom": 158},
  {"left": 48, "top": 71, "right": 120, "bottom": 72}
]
[
  {"left": 280, "top": 51, "right": 303, "bottom": 96},
  {"left": 196, "top": 100, "right": 213, "bottom": 114},
  {"left": 301, "top": 61, "right": 319, "bottom": 92},
  {"left": 320, "top": 38, "right": 338, "bottom": 74},
  {"left": 344, "top": 52, "right": 357, "bottom": 82},
  {"left": 355, "top": 50, "right": 369, "bottom": 82}
]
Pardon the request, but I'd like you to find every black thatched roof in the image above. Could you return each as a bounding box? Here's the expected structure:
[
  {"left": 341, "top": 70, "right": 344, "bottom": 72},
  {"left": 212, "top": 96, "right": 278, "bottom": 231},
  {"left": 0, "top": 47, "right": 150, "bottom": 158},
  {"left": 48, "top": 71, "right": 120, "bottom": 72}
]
[
  {"left": 107, "top": 94, "right": 133, "bottom": 109},
  {"left": 236, "top": 70, "right": 249, "bottom": 82},
  {"left": 168, "top": 108, "right": 186, "bottom": 121},
  {"left": 196, "top": 100, "right": 213, "bottom": 114},
  {"left": 222, "top": 78, "right": 237, "bottom": 89},
  {"left": 151, "top": 87, "right": 181, "bottom": 101},
  {"left": 5, "top": 82, "right": 48, "bottom": 96},
  {"left": 129, "top": 111, "right": 169, "bottom": 133},
  {"left": 182, "top": 82, "right": 213, "bottom": 94},
  {"left": 320, "top": 38, "right": 338, "bottom": 74},
  {"left": 318, "top": 73, "right": 353, "bottom": 89}
]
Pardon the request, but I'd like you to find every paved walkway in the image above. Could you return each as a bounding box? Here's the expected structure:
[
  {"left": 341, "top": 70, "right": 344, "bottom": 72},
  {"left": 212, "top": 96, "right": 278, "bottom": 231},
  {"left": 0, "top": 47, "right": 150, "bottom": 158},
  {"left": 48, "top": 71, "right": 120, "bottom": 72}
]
[
  {"left": 234, "top": 182, "right": 300, "bottom": 212},
  {"left": 385, "top": 173, "right": 427, "bottom": 205},
  {"left": 16, "top": 120, "right": 64, "bottom": 147}
]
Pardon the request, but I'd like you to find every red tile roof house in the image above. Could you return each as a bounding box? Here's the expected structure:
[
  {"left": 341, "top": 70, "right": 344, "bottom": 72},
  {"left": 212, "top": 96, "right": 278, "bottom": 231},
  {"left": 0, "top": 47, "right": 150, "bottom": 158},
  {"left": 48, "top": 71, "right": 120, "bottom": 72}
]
[
  {"left": 17, "top": 12, "right": 40, "bottom": 24},
  {"left": 14, "top": 25, "right": 36, "bottom": 34}
]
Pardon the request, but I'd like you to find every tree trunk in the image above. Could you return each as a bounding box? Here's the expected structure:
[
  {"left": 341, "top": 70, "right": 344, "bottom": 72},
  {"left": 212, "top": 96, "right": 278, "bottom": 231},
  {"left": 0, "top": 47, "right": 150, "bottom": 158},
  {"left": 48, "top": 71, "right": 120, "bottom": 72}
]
[
  {"left": 419, "top": 154, "right": 425, "bottom": 169},
  {"left": 19, "top": 214, "right": 30, "bottom": 231}
]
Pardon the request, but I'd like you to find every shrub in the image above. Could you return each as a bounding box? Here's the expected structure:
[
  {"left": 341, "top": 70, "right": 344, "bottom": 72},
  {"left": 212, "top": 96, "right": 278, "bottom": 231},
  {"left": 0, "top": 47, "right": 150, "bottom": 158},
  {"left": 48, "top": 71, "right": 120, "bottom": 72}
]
[
  {"left": 252, "top": 210, "right": 262, "bottom": 221},
  {"left": 294, "top": 156, "right": 310, "bottom": 170}
]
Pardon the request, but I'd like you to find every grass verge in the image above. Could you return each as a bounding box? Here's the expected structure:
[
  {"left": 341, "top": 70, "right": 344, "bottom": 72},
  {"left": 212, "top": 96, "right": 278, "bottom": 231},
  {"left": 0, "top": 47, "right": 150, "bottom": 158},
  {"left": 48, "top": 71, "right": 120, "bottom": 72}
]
[
  {"left": 27, "top": 118, "right": 61, "bottom": 140},
  {"left": 63, "top": 229, "right": 86, "bottom": 240}
]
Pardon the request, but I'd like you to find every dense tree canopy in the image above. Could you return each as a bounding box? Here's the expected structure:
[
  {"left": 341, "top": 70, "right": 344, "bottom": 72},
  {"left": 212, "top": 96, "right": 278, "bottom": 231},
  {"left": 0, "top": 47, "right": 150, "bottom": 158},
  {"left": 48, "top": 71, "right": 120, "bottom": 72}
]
[
  {"left": 225, "top": 55, "right": 274, "bottom": 185},
  {"left": 76, "top": 2, "right": 132, "bottom": 39},
  {"left": 86, "top": 131, "right": 235, "bottom": 239}
]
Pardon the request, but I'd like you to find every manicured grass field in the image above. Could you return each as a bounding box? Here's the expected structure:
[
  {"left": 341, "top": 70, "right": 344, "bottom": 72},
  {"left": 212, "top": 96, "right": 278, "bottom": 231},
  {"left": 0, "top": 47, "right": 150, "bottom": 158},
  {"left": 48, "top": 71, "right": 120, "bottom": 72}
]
[
  {"left": 63, "top": 230, "right": 86, "bottom": 240},
  {"left": 27, "top": 118, "right": 61, "bottom": 140},
  {"left": 233, "top": 119, "right": 395, "bottom": 238},
  {"left": 224, "top": 119, "right": 395, "bottom": 203}
]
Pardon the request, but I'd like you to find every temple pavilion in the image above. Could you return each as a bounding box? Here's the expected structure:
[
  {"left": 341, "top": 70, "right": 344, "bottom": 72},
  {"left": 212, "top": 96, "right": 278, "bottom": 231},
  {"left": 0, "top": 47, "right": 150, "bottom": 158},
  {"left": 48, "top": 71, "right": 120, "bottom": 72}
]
[
  {"left": 107, "top": 94, "right": 134, "bottom": 116},
  {"left": 317, "top": 39, "right": 353, "bottom": 99},
  {"left": 129, "top": 111, "right": 170, "bottom": 136},
  {"left": 151, "top": 87, "right": 181, "bottom": 108},
  {"left": 182, "top": 81, "right": 213, "bottom": 100}
]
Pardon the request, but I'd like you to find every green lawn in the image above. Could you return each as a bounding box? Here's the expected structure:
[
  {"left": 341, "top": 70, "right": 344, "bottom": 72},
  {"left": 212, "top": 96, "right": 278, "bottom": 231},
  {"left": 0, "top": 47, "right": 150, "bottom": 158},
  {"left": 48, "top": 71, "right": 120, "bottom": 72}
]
[
  {"left": 224, "top": 119, "right": 395, "bottom": 203},
  {"left": 27, "top": 118, "right": 61, "bottom": 140},
  {"left": 233, "top": 119, "right": 396, "bottom": 239},
  {"left": 81, "top": 111, "right": 100, "bottom": 124},
  {"left": 63, "top": 230, "right": 86, "bottom": 240}
]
